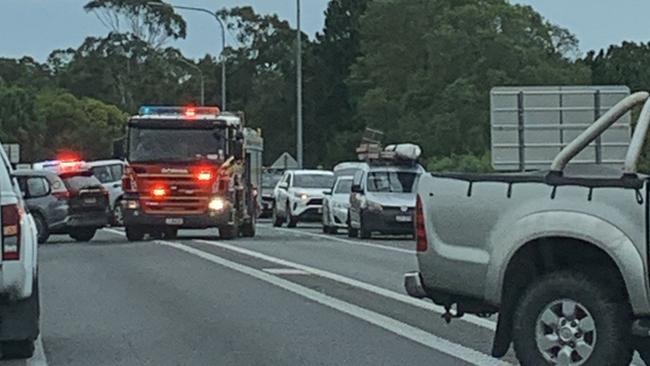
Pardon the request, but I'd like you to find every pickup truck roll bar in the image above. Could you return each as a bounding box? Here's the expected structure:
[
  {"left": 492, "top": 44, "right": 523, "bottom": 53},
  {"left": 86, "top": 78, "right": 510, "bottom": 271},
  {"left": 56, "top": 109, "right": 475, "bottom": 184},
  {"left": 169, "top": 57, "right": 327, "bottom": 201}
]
[
  {"left": 624, "top": 97, "right": 650, "bottom": 174},
  {"left": 551, "top": 91, "right": 650, "bottom": 173}
]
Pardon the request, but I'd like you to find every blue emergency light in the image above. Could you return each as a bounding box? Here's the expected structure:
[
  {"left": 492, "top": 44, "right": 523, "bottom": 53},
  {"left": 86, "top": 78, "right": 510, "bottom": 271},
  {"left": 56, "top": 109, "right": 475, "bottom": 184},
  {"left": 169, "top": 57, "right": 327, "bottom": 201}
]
[{"left": 138, "top": 106, "right": 221, "bottom": 117}]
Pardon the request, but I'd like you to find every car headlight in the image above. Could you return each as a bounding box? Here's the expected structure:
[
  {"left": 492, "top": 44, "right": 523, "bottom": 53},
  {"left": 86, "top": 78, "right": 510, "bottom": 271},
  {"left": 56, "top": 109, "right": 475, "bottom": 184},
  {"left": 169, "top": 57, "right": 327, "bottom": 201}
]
[
  {"left": 209, "top": 197, "right": 227, "bottom": 211},
  {"left": 294, "top": 192, "right": 309, "bottom": 201}
]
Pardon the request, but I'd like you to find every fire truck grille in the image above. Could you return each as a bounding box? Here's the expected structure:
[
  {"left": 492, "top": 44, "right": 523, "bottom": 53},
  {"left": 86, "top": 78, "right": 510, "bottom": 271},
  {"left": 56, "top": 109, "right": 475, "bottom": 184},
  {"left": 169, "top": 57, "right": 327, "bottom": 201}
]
[{"left": 139, "top": 175, "right": 212, "bottom": 215}]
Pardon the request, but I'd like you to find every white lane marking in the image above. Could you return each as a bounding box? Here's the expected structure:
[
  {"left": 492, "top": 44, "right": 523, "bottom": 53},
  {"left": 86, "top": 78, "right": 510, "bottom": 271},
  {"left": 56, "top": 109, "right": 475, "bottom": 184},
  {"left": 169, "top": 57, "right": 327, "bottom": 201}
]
[
  {"left": 194, "top": 239, "right": 496, "bottom": 331},
  {"left": 28, "top": 336, "right": 48, "bottom": 366},
  {"left": 263, "top": 268, "right": 310, "bottom": 275},
  {"left": 269, "top": 226, "right": 413, "bottom": 254},
  {"left": 157, "top": 239, "right": 509, "bottom": 366}
]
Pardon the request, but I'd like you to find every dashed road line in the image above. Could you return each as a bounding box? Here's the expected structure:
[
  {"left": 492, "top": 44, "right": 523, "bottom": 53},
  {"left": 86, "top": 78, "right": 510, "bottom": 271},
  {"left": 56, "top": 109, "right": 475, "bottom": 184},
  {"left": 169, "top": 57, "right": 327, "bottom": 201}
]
[
  {"left": 262, "top": 268, "right": 310, "bottom": 275},
  {"left": 268, "top": 226, "right": 414, "bottom": 254}
]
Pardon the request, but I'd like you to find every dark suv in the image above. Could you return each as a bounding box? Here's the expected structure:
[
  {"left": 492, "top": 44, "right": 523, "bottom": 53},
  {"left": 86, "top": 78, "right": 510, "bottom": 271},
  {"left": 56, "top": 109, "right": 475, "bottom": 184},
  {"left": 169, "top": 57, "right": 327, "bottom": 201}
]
[{"left": 15, "top": 169, "right": 109, "bottom": 242}]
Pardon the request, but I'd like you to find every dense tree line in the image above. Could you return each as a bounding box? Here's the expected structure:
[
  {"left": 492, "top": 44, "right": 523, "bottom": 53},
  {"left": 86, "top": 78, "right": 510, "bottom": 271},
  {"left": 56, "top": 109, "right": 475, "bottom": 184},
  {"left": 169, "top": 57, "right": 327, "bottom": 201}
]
[{"left": 1, "top": 0, "right": 649, "bottom": 169}]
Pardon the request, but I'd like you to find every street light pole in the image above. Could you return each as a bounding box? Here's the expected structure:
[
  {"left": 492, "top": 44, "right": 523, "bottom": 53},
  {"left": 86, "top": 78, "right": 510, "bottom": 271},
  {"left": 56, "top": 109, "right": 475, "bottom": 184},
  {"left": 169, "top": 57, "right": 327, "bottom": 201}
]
[
  {"left": 296, "top": 0, "right": 303, "bottom": 169},
  {"left": 148, "top": 3, "right": 227, "bottom": 110},
  {"left": 179, "top": 58, "right": 205, "bottom": 106}
]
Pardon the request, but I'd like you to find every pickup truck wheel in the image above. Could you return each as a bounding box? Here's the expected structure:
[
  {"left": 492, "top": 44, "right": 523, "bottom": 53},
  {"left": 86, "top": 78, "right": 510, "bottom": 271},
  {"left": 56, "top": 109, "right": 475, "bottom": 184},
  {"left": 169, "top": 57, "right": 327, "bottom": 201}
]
[
  {"left": 1, "top": 340, "right": 35, "bottom": 360},
  {"left": 33, "top": 214, "right": 49, "bottom": 244},
  {"left": 69, "top": 228, "right": 96, "bottom": 242},
  {"left": 125, "top": 226, "right": 145, "bottom": 242},
  {"left": 513, "top": 271, "right": 632, "bottom": 366},
  {"left": 272, "top": 205, "right": 284, "bottom": 227}
]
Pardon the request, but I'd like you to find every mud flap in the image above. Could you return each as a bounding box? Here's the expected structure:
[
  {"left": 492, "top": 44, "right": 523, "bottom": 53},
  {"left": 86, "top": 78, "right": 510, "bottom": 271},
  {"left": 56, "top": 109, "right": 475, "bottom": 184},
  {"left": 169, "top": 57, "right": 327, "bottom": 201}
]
[{"left": 0, "top": 280, "right": 39, "bottom": 342}]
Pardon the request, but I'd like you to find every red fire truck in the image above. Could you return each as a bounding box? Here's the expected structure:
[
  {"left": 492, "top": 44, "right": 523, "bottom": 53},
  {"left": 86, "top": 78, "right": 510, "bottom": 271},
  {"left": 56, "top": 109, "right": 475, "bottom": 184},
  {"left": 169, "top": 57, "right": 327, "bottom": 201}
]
[{"left": 116, "top": 106, "right": 262, "bottom": 241}]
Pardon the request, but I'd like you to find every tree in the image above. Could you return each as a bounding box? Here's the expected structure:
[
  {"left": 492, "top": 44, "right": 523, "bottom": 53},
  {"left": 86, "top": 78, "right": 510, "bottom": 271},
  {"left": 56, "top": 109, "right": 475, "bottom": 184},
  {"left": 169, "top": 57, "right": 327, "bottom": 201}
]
[
  {"left": 349, "top": 0, "right": 591, "bottom": 161},
  {"left": 84, "top": 0, "right": 187, "bottom": 47},
  {"left": 309, "top": 0, "right": 372, "bottom": 166}
]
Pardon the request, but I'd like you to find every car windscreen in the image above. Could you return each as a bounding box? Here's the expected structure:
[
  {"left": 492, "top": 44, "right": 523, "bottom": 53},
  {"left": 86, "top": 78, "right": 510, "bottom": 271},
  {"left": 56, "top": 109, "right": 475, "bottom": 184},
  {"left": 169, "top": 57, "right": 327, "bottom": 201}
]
[
  {"left": 366, "top": 171, "right": 418, "bottom": 193},
  {"left": 335, "top": 179, "right": 353, "bottom": 194},
  {"left": 262, "top": 173, "right": 282, "bottom": 188},
  {"left": 128, "top": 127, "right": 227, "bottom": 163},
  {"left": 61, "top": 172, "right": 102, "bottom": 193},
  {"left": 293, "top": 174, "right": 334, "bottom": 189}
]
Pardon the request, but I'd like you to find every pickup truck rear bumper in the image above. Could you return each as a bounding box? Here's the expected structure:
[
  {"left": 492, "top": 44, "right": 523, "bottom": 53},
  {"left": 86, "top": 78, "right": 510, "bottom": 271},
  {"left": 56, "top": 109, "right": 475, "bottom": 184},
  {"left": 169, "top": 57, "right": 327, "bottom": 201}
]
[{"left": 404, "top": 272, "right": 428, "bottom": 298}]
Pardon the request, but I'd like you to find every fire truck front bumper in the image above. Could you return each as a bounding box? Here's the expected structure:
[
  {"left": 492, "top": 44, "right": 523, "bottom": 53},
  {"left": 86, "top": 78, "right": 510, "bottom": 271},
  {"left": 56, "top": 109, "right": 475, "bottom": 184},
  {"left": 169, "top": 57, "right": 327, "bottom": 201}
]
[{"left": 122, "top": 199, "right": 233, "bottom": 229}]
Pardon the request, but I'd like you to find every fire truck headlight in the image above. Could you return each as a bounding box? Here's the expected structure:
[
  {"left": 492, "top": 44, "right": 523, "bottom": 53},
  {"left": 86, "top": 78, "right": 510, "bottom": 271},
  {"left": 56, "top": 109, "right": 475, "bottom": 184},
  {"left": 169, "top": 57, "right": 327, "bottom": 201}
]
[{"left": 209, "top": 197, "right": 226, "bottom": 211}]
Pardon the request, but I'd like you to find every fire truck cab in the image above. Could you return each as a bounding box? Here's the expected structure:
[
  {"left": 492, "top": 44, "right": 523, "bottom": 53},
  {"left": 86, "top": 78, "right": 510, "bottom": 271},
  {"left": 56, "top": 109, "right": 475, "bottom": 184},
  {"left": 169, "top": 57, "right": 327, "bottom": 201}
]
[{"left": 119, "top": 106, "right": 262, "bottom": 241}]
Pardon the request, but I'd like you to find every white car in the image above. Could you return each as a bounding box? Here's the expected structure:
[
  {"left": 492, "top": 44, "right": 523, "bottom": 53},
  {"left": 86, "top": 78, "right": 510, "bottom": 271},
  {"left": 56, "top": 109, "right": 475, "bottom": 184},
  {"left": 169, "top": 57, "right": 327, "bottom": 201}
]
[
  {"left": 0, "top": 146, "right": 39, "bottom": 359},
  {"left": 322, "top": 176, "right": 353, "bottom": 234},
  {"left": 272, "top": 170, "right": 334, "bottom": 228},
  {"left": 86, "top": 160, "right": 125, "bottom": 225}
]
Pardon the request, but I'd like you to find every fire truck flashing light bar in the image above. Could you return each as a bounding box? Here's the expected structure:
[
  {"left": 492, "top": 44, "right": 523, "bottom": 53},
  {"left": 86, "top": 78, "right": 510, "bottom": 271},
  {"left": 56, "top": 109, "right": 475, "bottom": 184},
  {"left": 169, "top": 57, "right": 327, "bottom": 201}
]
[{"left": 139, "top": 106, "right": 221, "bottom": 118}]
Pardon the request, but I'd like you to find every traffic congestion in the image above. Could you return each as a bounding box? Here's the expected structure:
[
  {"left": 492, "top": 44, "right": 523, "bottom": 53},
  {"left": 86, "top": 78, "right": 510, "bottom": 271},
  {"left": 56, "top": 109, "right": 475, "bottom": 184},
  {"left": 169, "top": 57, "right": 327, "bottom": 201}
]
[{"left": 3, "top": 1, "right": 650, "bottom": 366}]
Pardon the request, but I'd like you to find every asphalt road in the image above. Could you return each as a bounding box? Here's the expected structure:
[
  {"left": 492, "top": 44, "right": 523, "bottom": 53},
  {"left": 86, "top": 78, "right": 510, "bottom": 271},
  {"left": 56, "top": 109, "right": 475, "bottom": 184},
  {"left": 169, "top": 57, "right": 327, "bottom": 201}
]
[{"left": 1, "top": 221, "right": 646, "bottom": 366}]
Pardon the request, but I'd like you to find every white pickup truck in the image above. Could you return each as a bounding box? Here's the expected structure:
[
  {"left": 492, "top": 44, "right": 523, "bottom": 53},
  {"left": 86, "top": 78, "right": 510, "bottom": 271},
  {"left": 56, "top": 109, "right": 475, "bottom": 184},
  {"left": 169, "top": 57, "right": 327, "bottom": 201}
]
[
  {"left": 0, "top": 146, "right": 39, "bottom": 358},
  {"left": 406, "top": 92, "right": 650, "bottom": 365}
]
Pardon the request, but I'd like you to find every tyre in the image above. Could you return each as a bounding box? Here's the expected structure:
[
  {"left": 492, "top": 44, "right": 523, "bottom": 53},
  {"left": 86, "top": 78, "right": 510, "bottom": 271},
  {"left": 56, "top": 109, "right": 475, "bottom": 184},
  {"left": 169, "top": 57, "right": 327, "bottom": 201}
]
[
  {"left": 111, "top": 201, "right": 124, "bottom": 227},
  {"left": 322, "top": 225, "right": 330, "bottom": 234},
  {"left": 33, "top": 214, "right": 49, "bottom": 244},
  {"left": 272, "top": 204, "right": 284, "bottom": 227},
  {"left": 512, "top": 271, "right": 633, "bottom": 366},
  {"left": 1, "top": 340, "right": 35, "bottom": 360},
  {"left": 69, "top": 228, "right": 96, "bottom": 242},
  {"left": 287, "top": 216, "right": 298, "bottom": 228},
  {"left": 347, "top": 225, "right": 358, "bottom": 238},
  {"left": 634, "top": 336, "right": 650, "bottom": 365},
  {"left": 241, "top": 219, "right": 256, "bottom": 238},
  {"left": 219, "top": 225, "right": 238, "bottom": 240},
  {"left": 125, "top": 226, "right": 145, "bottom": 242},
  {"left": 150, "top": 230, "right": 164, "bottom": 240}
]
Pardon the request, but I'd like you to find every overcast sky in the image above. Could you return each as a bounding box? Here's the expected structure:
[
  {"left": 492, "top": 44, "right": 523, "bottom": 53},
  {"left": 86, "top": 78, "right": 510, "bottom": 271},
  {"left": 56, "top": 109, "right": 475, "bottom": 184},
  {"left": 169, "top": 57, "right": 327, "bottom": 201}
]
[{"left": 1, "top": 0, "right": 649, "bottom": 61}]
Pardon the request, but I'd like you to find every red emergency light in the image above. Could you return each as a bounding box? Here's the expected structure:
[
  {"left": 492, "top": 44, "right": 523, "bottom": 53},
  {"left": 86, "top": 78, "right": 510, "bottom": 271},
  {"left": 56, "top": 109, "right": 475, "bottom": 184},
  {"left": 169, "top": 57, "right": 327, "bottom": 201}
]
[{"left": 151, "top": 185, "right": 168, "bottom": 199}]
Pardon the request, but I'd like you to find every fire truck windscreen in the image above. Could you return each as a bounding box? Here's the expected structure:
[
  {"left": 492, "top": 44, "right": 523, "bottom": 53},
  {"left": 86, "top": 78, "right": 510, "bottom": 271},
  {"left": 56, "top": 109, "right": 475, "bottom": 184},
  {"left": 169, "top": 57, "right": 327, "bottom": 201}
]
[{"left": 128, "top": 127, "right": 227, "bottom": 163}]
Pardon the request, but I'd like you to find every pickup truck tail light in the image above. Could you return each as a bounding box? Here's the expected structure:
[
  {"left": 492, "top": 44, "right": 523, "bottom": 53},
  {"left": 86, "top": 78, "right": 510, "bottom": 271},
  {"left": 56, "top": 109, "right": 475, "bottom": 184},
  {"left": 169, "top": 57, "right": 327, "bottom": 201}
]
[
  {"left": 2, "top": 204, "right": 21, "bottom": 260},
  {"left": 415, "top": 195, "right": 427, "bottom": 252}
]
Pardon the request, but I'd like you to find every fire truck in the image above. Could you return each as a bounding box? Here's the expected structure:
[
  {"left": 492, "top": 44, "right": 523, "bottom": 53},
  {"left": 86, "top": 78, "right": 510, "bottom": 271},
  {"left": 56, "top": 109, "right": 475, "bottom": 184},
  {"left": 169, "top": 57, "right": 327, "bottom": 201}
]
[{"left": 116, "top": 106, "right": 263, "bottom": 241}]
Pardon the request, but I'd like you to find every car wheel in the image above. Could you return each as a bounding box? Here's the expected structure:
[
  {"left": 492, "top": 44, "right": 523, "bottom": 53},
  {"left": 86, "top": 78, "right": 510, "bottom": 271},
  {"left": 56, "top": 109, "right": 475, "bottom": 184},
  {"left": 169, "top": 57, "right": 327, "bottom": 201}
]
[
  {"left": 272, "top": 204, "right": 284, "bottom": 227},
  {"left": 125, "top": 226, "right": 145, "bottom": 242},
  {"left": 219, "top": 225, "right": 238, "bottom": 240},
  {"left": 150, "top": 230, "right": 164, "bottom": 240},
  {"left": 635, "top": 336, "right": 650, "bottom": 365},
  {"left": 69, "top": 228, "right": 96, "bottom": 242},
  {"left": 33, "top": 214, "right": 49, "bottom": 244},
  {"left": 1, "top": 339, "right": 35, "bottom": 360},
  {"left": 347, "top": 211, "right": 358, "bottom": 237},
  {"left": 111, "top": 201, "right": 124, "bottom": 226},
  {"left": 513, "top": 271, "right": 633, "bottom": 366},
  {"left": 287, "top": 215, "right": 298, "bottom": 228},
  {"left": 322, "top": 225, "right": 330, "bottom": 234}
]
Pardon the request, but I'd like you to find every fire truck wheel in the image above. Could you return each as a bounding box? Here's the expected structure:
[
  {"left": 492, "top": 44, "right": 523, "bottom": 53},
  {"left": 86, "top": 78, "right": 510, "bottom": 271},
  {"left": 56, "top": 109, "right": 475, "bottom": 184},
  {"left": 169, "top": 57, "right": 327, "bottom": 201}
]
[
  {"left": 219, "top": 225, "right": 238, "bottom": 240},
  {"left": 241, "top": 220, "right": 255, "bottom": 238},
  {"left": 164, "top": 228, "right": 178, "bottom": 240},
  {"left": 125, "top": 226, "right": 145, "bottom": 242}
]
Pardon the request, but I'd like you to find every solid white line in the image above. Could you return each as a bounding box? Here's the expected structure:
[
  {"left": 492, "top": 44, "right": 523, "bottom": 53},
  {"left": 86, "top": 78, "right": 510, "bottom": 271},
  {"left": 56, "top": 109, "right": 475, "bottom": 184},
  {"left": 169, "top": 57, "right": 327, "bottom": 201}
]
[
  {"left": 158, "top": 239, "right": 509, "bottom": 366},
  {"left": 269, "top": 226, "right": 413, "bottom": 254},
  {"left": 28, "top": 336, "right": 48, "bottom": 366},
  {"left": 263, "top": 268, "right": 310, "bottom": 275},
  {"left": 194, "top": 239, "right": 497, "bottom": 331}
]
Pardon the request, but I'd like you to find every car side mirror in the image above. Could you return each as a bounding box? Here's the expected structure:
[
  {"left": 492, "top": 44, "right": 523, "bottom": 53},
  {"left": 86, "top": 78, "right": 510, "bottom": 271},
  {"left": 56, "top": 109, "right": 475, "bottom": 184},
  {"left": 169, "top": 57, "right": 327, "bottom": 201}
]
[
  {"left": 278, "top": 182, "right": 289, "bottom": 190},
  {"left": 351, "top": 184, "right": 362, "bottom": 193}
]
